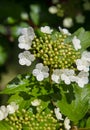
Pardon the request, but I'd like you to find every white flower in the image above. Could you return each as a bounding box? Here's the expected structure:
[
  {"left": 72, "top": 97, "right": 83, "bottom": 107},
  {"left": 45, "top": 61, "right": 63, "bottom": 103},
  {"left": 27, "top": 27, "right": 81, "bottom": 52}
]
[
  {"left": 51, "top": 69, "right": 64, "bottom": 83},
  {"left": 0, "top": 102, "right": 19, "bottom": 120},
  {"left": 32, "top": 63, "right": 49, "bottom": 81},
  {"left": 31, "top": 99, "right": 41, "bottom": 106},
  {"left": 61, "top": 69, "right": 75, "bottom": 85},
  {"left": 18, "top": 27, "right": 35, "bottom": 50},
  {"left": 82, "top": 51, "right": 90, "bottom": 63},
  {"left": 83, "top": 1, "right": 90, "bottom": 11},
  {"left": 76, "top": 51, "right": 90, "bottom": 72},
  {"left": 76, "top": 77, "right": 89, "bottom": 88},
  {"left": 0, "top": 106, "right": 8, "bottom": 118},
  {"left": 18, "top": 35, "right": 32, "bottom": 50},
  {"left": 63, "top": 17, "right": 73, "bottom": 28},
  {"left": 18, "top": 51, "right": 35, "bottom": 66},
  {"left": 75, "top": 13, "right": 85, "bottom": 24},
  {"left": 7, "top": 102, "right": 19, "bottom": 114},
  {"left": 54, "top": 108, "right": 63, "bottom": 120},
  {"left": 61, "top": 74, "right": 71, "bottom": 85},
  {"left": 48, "top": 6, "right": 58, "bottom": 14},
  {"left": 0, "top": 110, "right": 5, "bottom": 120},
  {"left": 72, "top": 36, "right": 81, "bottom": 50},
  {"left": 76, "top": 59, "right": 89, "bottom": 72},
  {"left": 59, "top": 26, "right": 71, "bottom": 35},
  {"left": 21, "top": 27, "right": 35, "bottom": 40},
  {"left": 76, "top": 71, "right": 89, "bottom": 88},
  {"left": 64, "top": 117, "right": 71, "bottom": 130},
  {"left": 21, "top": 12, "right": 29, "bottom": 20},
  {"left": 0, "top": 106, "right": 8, "bottom": 120},
  {"left": 40, "top": 26, "right": 53, "bottom": 34}
]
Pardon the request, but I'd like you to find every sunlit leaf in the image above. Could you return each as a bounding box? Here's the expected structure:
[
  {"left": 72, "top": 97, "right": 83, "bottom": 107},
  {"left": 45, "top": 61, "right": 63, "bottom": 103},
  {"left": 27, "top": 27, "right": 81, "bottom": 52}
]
[{"left": 56, "top": 84, "right": 90, "bottom": 124}]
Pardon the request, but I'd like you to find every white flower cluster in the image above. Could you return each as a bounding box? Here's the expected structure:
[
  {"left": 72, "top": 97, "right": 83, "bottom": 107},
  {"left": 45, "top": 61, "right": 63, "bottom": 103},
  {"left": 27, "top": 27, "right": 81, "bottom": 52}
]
[
  {"left": 0, "top": 102, "right": 18, "bottom": 121},
  {"left": 18, "top": 27, "right": 35, "bottom": 66},
  {"left": 52, "top": 69, "right": 74, "bottom": 85},
  {"left": 51, "top": 67, "right": 89, "bottom": 88},
  {"left": 32, "top": 63, "right": 49, "bottom": 81}
]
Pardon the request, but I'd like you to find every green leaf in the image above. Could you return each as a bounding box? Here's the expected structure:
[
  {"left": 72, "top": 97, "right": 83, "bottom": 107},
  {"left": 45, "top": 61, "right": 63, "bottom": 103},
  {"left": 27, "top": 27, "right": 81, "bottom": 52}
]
[
  {"left": 86, "top": 117, "right": 90, "bottom": 128},
  {"left": 79, "top": 31, "right": 90, "bottom": 51},
  {"left": 0, "top": 45, "right": 7, "bottom": 65},
  {"left": 30, "top": 4, "right": 40, "bottom": 25},
  {"left": 0, "top": 74, "right": 31, "bottom": 94},
  {"left": 0, "top": 121, "right": 16, "bottom": 130},
  {"left": 0, "top": 74, "right": 53, "bottom": 111},
  {"left": 73, "top": 28, "right": 90, "bottom": 51},
  {"left": 56, "top": 84, "right": 90, "bottom": 124}
]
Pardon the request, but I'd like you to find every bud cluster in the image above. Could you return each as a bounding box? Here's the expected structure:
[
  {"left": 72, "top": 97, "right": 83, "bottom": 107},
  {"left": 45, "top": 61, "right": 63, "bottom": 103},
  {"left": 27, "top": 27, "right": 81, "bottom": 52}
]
[
  {"left": 5, "top": 109, "right": 61, "bottom": 130},
  {"left": 31, "top": 33, "right": 80, "bottom": 69}
]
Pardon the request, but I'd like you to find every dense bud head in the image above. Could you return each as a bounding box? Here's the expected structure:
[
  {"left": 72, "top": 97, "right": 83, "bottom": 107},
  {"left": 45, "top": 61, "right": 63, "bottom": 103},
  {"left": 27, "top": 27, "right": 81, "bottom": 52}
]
[
  {"left": 5, "top": 108, "right": 62, "bottom": 130},
  {"left": 31, "top": 32, "right": 80, "bottom": 69}
]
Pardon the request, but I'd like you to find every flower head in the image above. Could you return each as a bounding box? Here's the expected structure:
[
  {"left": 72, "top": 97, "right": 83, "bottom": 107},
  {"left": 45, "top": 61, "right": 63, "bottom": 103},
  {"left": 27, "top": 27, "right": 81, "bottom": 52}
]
[
  {"left": 32, "top": 63, "right": 49, "bottom": 81},
  {"left": 72, "top": 36, "right": 81, "bottom": 50},
  {"left": 18, "top": 27, "right": 35, "bottom": 50},
  {"left": 18, "top": 51, "right": 35, "bottom": 66},
  {"left": 40, "top": 26, "right": 53, "bottom": 34}
]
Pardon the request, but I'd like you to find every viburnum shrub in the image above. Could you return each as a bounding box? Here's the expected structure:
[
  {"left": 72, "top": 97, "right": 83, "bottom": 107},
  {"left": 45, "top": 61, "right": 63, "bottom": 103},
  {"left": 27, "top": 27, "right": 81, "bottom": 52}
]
[{"left": 0, "top": 26, "right": 90, "bottom": 130}]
